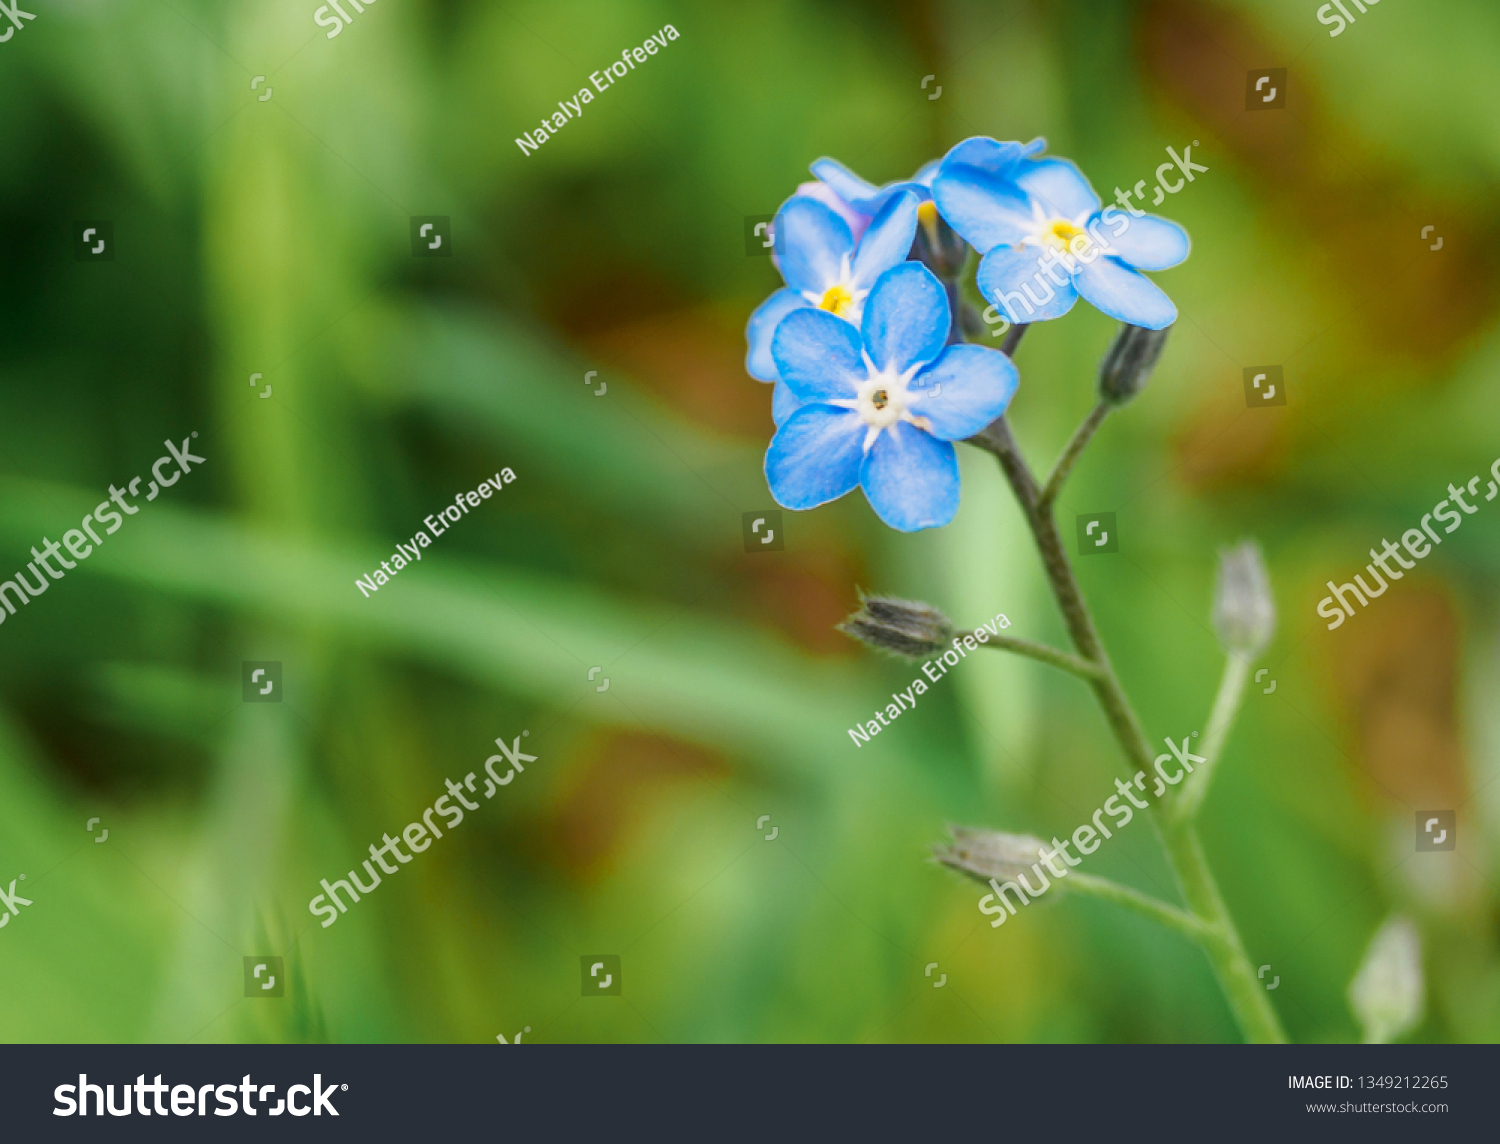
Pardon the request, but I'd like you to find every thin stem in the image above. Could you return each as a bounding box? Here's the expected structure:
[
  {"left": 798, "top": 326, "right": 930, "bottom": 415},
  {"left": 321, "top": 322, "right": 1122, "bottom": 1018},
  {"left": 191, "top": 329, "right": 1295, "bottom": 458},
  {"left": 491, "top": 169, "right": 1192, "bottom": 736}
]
[
  {"left": 999, "top": 322, "right": 1028, "bottom": 358},
  {"left": 970, "top": 419, "right": 1154, "bottom": 772},
  {"left": 969, "top": 413, "right": 1287, "bottom": 1043},
  {"left": 963, "top": 631, "right": 1104, "bottom": 681},
  {"left": 1039, "top": 401, "right": 1111, "bottom": 511},
  {"left": 942, "top": 279, "right": 964, "bottom": 345},
  {"left": 1158, "top": 827, "right": 1287, "bottom": 1043},
  {"left": 1063, "top": 872, "right": 1220, "bottom": 946},
  {"left": 1173, "top": 652, "right": 1252, "bottom": 823}
]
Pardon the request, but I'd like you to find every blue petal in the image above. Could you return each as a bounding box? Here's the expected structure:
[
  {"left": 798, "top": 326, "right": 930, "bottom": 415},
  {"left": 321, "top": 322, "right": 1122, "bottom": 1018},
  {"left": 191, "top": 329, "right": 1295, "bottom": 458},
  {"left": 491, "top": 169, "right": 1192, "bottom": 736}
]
[
  {"left": 1102, "top": 212, "right": 1190, "bottom": 271},
  {"left": 850, "top": 189, "right": 919, "bottom": 291},
  {"left": 773, "top": 197, "right": 853, "bottom": 295},
  {"left": 1073, "top": 256, "right": 1177, "bottom": 329},
  {"left": 745, "top": 289, "right": 807, "bottom": 382},
  {"left": 861, "top": 262, "right": 950, "bottom": 374},
  {"left": 794, "top": 179, "right": 871, "bottom": 243},
  {"left": 930, "top": 164, "right": 1034, "bottom": 254},
  {"left": 766, "top": 405, "right": 864, "bottom": 510},
  {"left": 771, "top": 380, "right": 802, "bottom": 426},
  {"left": 1021, "top": 136, "right": 1047, "bottom": 158},
  {"left": 975, "top": 246, "right": 1080, "bottom": 324},
  {"left": 810, "top": 157, "right": 880, "bottom": 211},
  {"left": 1015, "top": 156, "right": 1101, "bottom": 219},
  {"left": 863, "top": 180, "right": 932, "bottom": 214},
  {"left": 860, "top": 421, "right": 959, "bottom": 532},
  {"left": 907, "top": 345, "right": 1019, "bottom": 440},
  {"left": 940, "top": 137, "right": 1023, "bottom": 179},
  {"left": 770, "top": 307, "right": 866, "bottom": 402}
]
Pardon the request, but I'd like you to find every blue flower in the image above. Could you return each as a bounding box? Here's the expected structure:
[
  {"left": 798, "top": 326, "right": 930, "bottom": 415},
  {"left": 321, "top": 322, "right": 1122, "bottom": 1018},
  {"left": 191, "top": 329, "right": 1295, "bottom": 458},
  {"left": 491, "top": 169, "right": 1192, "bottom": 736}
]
[
  {"left": 745, "top": 189, "right": 919, "bottom": 424},
  {"left": 765, "top": 261, "right": 1020, "bottom": 532},
  {"left": 809, "top": 137, "right": 1045, "bottom": 217},
  {"left": 931, "top": 137, "right": 1188, "bottom": 330}
]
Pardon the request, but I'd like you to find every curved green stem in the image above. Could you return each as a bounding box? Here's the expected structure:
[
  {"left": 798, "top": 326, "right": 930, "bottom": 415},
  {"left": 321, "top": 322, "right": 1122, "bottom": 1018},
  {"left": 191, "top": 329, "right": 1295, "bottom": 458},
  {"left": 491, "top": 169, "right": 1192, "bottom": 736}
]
[
  {"left": 964, "top": 630, "right": 1103, "bottom": 682},
  {"left": 1039, "top": 400, "right": 1110, "bottom": 511},
  {"left": 1158, "top": 824, "right": 1287, "bottom": 1043},
  {"left": 967, "top": 412, "right": 1287, "bottom": 1044},
  {"left": 1063, "top": 872, "right": 1218, "bottom": 945},
  {"left": 1173, "top": 651, "right": 1252, "bottom": 823}
]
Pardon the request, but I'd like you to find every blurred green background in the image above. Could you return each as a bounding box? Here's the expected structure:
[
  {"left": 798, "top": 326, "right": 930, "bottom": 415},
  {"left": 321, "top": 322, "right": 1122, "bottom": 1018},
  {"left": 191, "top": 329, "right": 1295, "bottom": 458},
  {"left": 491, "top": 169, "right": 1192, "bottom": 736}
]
[{"left": 2, "top": 0, "right": 1498, "bottom": 1043}]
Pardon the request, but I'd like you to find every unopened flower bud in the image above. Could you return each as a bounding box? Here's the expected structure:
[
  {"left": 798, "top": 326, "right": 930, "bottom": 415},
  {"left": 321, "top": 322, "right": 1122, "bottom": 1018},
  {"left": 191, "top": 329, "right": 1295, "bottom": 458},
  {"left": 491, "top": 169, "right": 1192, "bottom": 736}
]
[
  {"left": 1348, "top": 916, "right": 1424, "bottom": 1044},
  {"left": 1212, "top": 541, "right": 1275, "bottom": 658},
  {"left": 911, "top": 199, "right": 969, "bottom": 280},
  {"left": 1098, "top": 323, "right": 1170, "bottom": 405},
  {"left": 932, "top": 826, "right": 1049, "bottom": 885},
  {"left": 839, "top": 594, "right": 954, "bottom": 659}
]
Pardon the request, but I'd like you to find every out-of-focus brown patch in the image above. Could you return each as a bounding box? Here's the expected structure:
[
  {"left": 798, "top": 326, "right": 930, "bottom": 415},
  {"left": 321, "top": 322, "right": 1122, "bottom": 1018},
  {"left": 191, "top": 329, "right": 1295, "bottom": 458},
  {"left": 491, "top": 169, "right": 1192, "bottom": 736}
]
[
  {"left": 1140, "top": 0, "right": 1500, "bottom": 487},
  {"left": 1140, "top": 0, "right": 1497, "bottom": 355},
  {"left": 1322, "top": 584, "right": 1466, "bottom": 811},
  {"left": 543, "top": 730, "right": 732, "bottom": 880},
  {"left": 743, "top": 548, "right": 867, "bottom": 658},
  {"left": 1174, "top": 402, "right": 1289, "bottom": 490},
  {"left": 582, "top": 303, "right": 773, "bottom": 438}
]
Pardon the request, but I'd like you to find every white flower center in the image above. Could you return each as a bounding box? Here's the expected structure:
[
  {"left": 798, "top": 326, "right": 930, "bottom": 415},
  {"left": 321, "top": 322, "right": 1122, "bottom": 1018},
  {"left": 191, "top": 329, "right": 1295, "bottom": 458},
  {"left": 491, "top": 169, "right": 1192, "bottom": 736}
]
[{"left": 831, "top": 352, "right": 933, "bottom": 452}]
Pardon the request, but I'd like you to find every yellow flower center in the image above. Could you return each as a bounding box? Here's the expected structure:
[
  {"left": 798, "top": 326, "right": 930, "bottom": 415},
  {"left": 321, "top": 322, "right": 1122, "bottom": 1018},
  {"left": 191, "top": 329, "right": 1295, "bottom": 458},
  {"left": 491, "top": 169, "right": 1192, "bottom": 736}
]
[
  {"left": 917, "top": 199, "right": 941, "bottom": 248},
  {"left": 819, "top": 284, "right": 855, "bottom": 317},
  {"left": 870, "top": 388, "right": 889, "bottom": 410},
  {"left": 1046, "top": 219, "right": 1086, "bottom": 249}
]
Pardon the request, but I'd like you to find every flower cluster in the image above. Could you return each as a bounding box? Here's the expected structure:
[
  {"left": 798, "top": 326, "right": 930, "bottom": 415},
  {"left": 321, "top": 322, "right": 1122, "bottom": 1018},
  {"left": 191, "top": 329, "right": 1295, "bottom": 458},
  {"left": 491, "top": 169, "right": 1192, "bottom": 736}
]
[{"left": 744, "top": 136, "right": 1189, "bottom": 532}]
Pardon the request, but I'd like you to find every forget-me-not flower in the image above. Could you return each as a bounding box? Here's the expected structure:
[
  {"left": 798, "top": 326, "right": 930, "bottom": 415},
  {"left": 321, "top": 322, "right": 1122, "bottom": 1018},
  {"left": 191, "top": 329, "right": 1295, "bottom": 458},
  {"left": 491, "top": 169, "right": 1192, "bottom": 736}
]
[
  {"left": 805, "top": 154, "right": 944, "bottom": 270},
  {"left": 932, "top": 137, "right": 1188, "bottom": 330},
  {"left": 765, "top": 261, "right": 1019, "bottom": 532},
  {"left": 810, "top": 141, "right": 1051, "bottom": 277},
  {"left": 809, "top": 138, "right": 1045, "bottom": 218},
  {"left": 745, "top": 189, "right": 919, "bottom": 424}
]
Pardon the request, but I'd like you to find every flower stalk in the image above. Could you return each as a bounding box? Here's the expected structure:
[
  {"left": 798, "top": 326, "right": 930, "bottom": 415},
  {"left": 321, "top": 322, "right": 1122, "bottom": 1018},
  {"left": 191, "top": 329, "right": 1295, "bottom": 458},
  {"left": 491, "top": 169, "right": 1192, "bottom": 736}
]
[
  {"left": 966, "top": 405, "right": 1288, "bottom": 1044},
  {"left": 1172, "top": 650, "right": 1251, "bottom": 823},
  {"left": 753, "top": 137, "right": 1280, "bottom": 1043},
  {"left": 1062, "top": 871, "right": 1219, "bottom": 946},
  {"left": 967, "top": 631, "right": 1104, "bottom": 681},
  {"left": 1038, "top": 401, "right": 1110, "bottom": 511}
]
